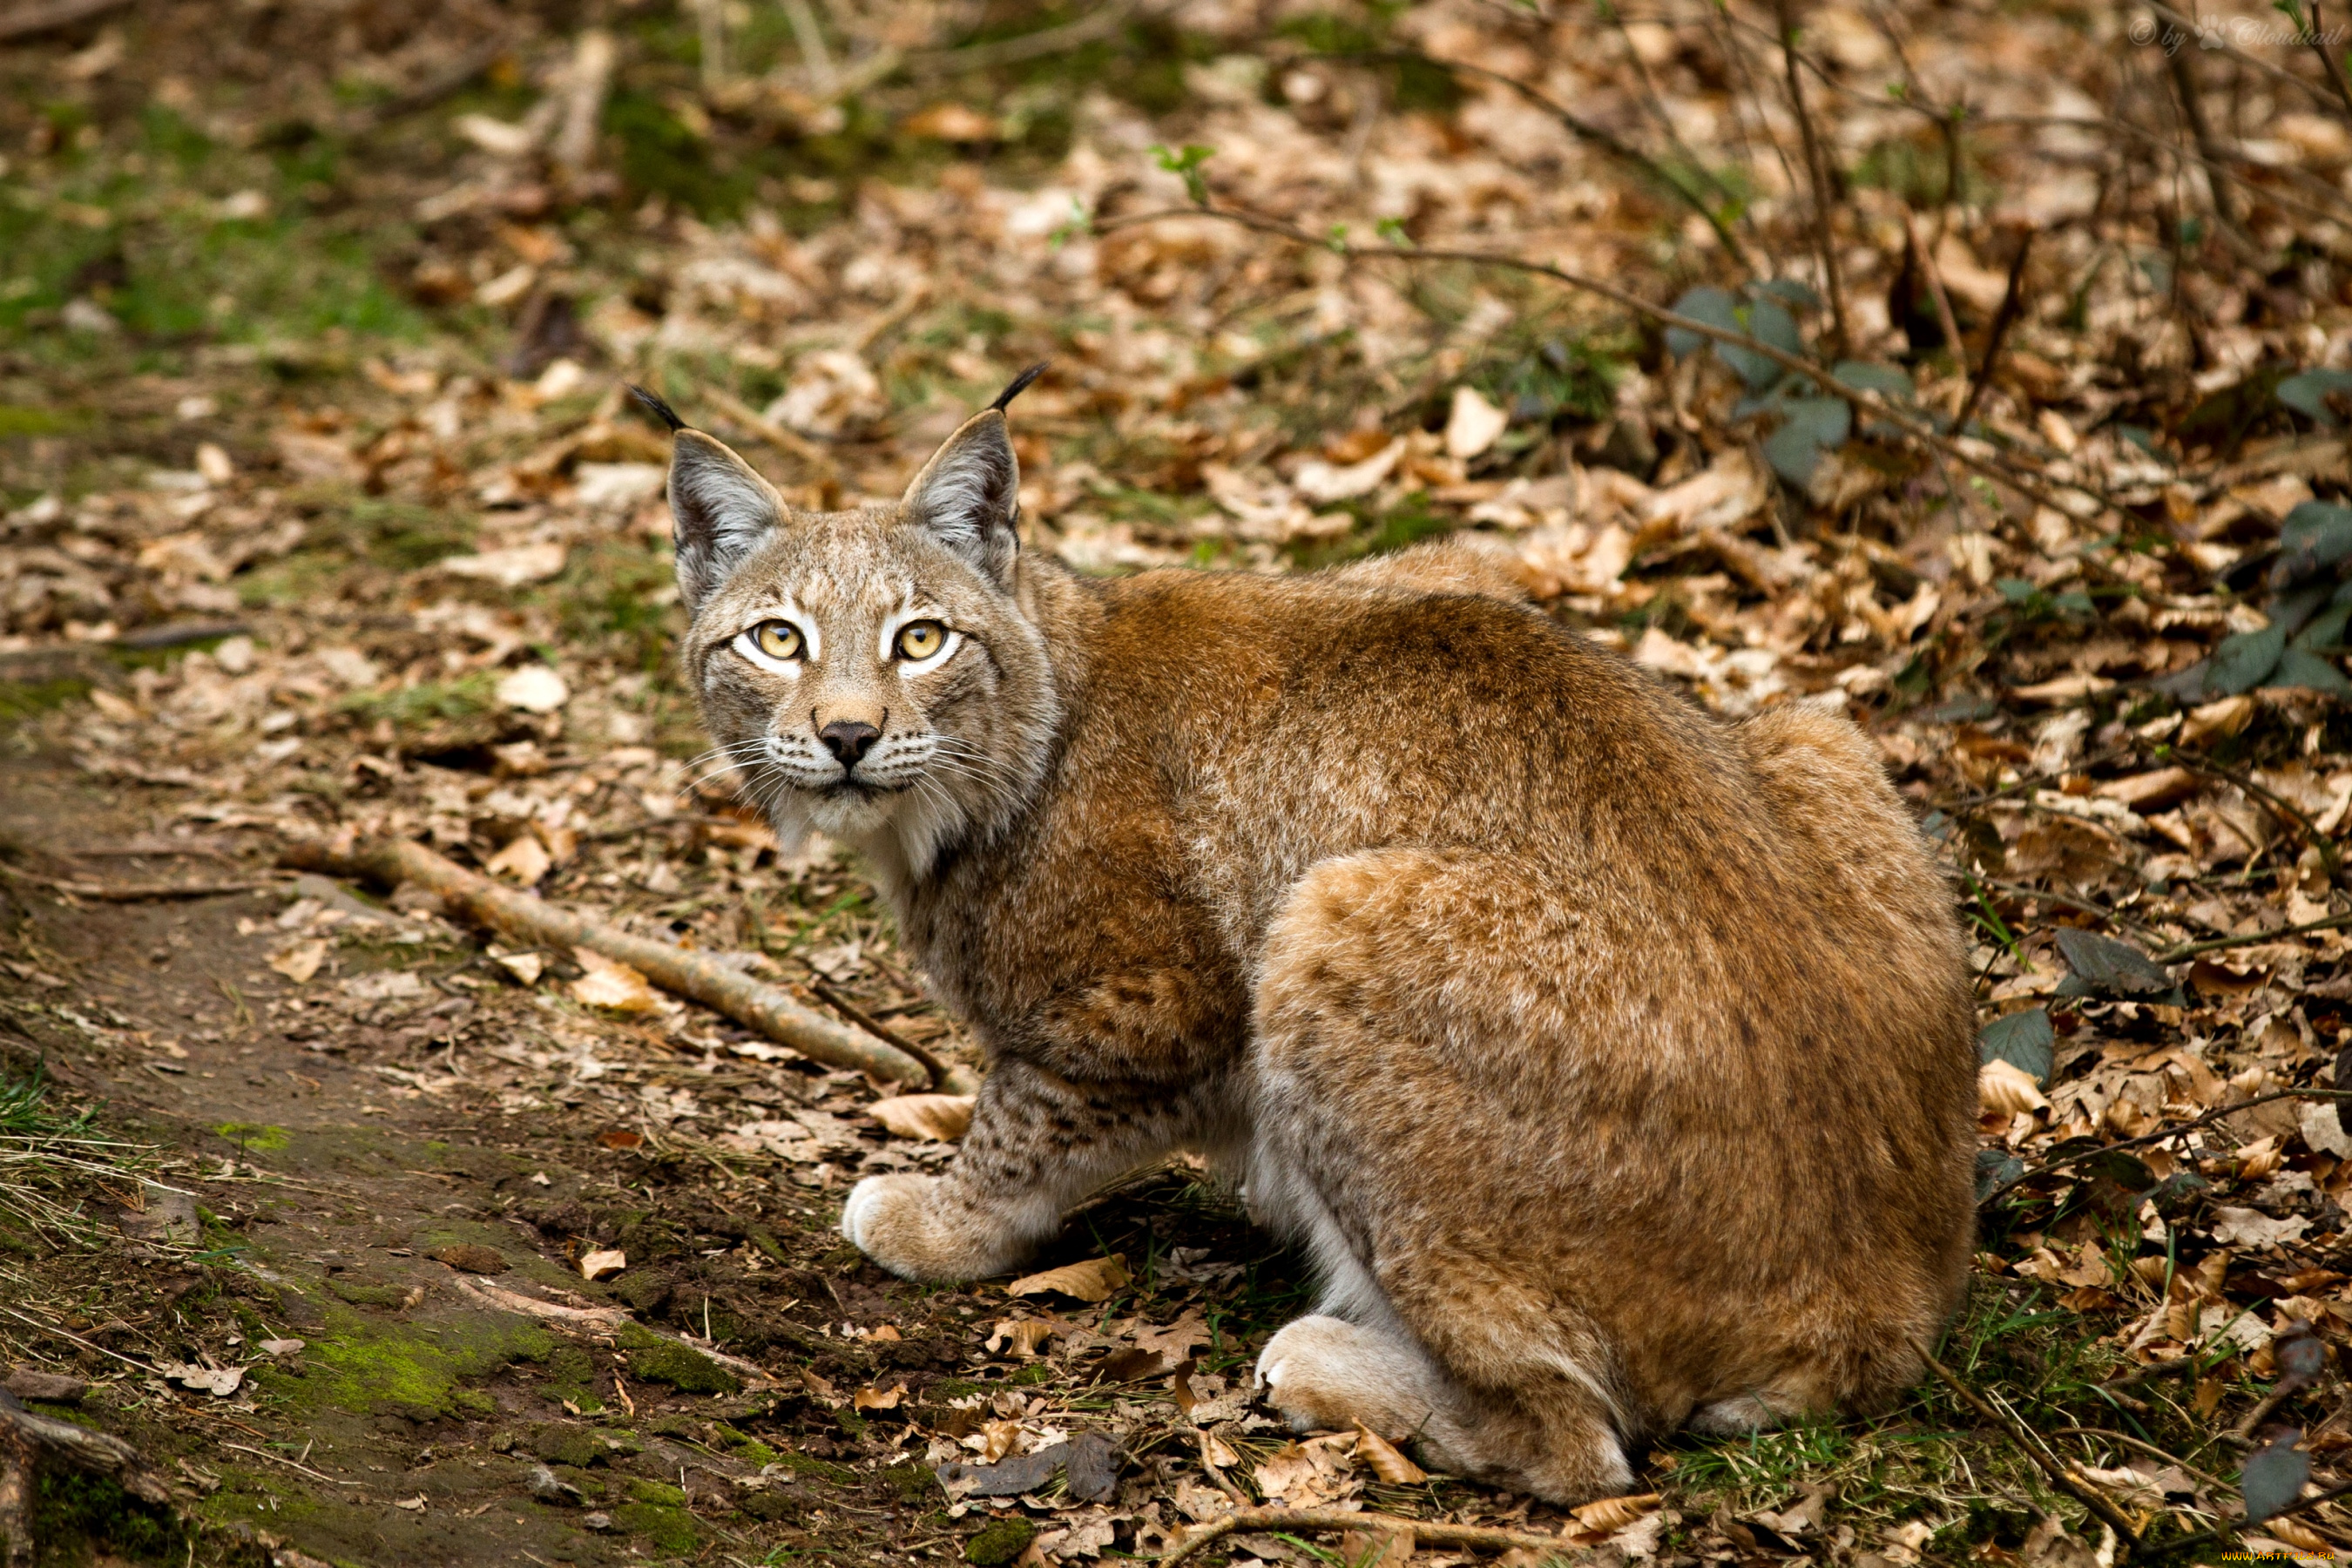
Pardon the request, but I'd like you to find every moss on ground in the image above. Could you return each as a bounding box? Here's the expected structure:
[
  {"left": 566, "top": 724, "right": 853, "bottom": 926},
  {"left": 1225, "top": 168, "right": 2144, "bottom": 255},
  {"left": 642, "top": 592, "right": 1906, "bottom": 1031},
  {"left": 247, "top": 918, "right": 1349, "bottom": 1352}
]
[
  {"left": 262, "top": 1304, "right": 555, "bottom": 1422},
  {"left": 616, "top": 1322, "right": 738, "bottom": 1395}
]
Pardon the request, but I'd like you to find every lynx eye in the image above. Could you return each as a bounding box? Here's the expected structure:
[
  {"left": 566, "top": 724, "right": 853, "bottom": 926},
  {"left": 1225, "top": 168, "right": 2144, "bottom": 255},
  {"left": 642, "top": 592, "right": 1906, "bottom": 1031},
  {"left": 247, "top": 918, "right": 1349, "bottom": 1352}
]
[
  {"left": 896, "top": 620, "right": 947, "bottom": 661},
  {"left": 751, "top": 621, "right": 803, "bottom": 660}
]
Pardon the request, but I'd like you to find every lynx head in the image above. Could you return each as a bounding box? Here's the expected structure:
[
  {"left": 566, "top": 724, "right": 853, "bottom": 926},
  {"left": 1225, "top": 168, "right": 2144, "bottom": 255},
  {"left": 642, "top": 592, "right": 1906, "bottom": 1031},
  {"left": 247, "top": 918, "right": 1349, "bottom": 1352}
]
[{"left": 645, "top": 368, "right": 1061, "bottom": 882}]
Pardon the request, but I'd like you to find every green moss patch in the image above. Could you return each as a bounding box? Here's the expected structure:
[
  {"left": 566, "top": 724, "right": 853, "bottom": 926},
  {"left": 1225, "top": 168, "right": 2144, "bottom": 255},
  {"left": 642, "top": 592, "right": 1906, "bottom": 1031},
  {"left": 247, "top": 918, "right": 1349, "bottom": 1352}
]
[
  {"left": 616, "top": 1322, "right": 739, "bottom": 1395},
  {"left": 964, "top": 1515, "right": 1037, "bottom": 1565},
  {"left": 213, "top": 1122, "right": 290, "bottom": 1152},
  {"left": 270, "top": 1306, "right": 554, "bottom": 1422}
]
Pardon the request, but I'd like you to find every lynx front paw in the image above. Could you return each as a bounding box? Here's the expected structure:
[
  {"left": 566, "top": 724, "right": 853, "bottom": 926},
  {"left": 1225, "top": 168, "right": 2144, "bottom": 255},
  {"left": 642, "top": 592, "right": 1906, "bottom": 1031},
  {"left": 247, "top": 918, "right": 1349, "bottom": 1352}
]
[
  {"left": 840, "top": 1173, "right": 1020, "bottom": 1282},
  {"left": 1254, "top": 1315, "right": 1441, "bottom": 1442}
]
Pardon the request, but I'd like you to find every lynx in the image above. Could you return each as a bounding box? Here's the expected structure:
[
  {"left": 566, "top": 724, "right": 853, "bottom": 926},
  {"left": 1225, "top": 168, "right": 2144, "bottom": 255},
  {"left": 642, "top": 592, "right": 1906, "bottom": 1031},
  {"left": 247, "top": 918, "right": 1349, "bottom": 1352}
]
[{"left": 643, "top": 371, "right": 1977, "bottom": 1504}]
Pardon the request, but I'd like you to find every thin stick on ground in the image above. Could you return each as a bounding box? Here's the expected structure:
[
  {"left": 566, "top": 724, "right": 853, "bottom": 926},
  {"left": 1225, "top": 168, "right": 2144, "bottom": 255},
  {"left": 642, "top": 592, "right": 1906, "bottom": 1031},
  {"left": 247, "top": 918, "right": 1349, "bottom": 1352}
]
[
  {"left": 1903, "top": 209, "right": 1966, "bottom": 384},
  {"left": 1982, "top": 1086, "right": 2352, "bottom": 1205},
  {"left": 1156, "top": 1507, "right": 1581, "bottom": 1565},
  {"left": 1954, "top": 233, "right": 2034, "bottom": 431},
  {"left": 1915, "top": 1342, "right": 2146, "bottom": 1554},
  {"left": 803, "top": 974, "right": 951, "bottom": 1086},
  {"left": 1772, "top": 0, "right": 1853, "bottom": 357},
  {"left": 1348, "top": 48, "right": 1756, "bottom": 274},
  {"left": 279, "top": 835, "right": 972, "bottom": 1092},
  {"left": 0, "top": 860, "right": 276, "bottom": 902},
  {"left": 1094, "top": 201, "right": 2117, "bottom": 522}
]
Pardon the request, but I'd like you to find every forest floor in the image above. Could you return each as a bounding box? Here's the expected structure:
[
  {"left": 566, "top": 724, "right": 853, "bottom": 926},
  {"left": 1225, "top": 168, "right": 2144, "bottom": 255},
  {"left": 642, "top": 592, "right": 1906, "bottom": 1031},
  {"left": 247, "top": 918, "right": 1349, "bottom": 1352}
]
[{"left": 6, "top": 0, "right": 2352, "bottom": 1565}]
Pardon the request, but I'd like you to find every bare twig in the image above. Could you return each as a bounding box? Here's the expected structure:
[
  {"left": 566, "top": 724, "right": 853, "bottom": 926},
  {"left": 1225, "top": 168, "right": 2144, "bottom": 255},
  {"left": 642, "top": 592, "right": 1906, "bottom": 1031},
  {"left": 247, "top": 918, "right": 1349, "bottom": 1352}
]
[
  {"left": 2156, "top": 912, "right": 2352, "bottom": 963},
  {"left": 904, "top": 1, "right": 1139, "bottom": 78},
  {"left": 1343, "top": 49, "right": 1755, "bottom": 274},
  {"left": 2143, "top": 0, "right": 2350, "bottom": 119},
  {"left": 1157, "top": 1506, "right": 1584, "bottom": 1565},
  {"left": 1954, "top": 233, "right": 2034, "bottom": 431},
  {"left": 0, "top": 0, "right": 129, "bottom": 42},
  {"left": 2164, "top": 43, "right": 2252, "bottom": 247},
  {"left": 699, "top": 385, "right": 841, "bottom": 474},
  {"left": 1094, "top": 201, "right": 2118, "bottom": 522},
  {"left": 2307, "top": 1, "right": 2352, "bottom": 129},
  {"left": 0, "top": 861, "right": 274, "bottom": 902},
  {"left": 780, "top": 0, "right": 838, "bottom": 97},
  {"left": 1982, "top": 1086, "right": 2352, "bottom": 1205},
  {"left": 1916, "top": 1342, "right": 2146, "bottom": 1554},
  {"left": 803, "top": 975, "right": 951, "bottom": 1087},
  {"left": 551, "top": 29, "right": 616, "bottom": 175},
  {"left": 2142, "top": 1477, "right": 2352, "bottom": 1559},
  {"left": 1903, "top": 209, "right": 1966, "bottom": 376},
  {"left": 2173, "top": 755, "right": 2343, "bottom": 881},
  {"left": 1772, "top": 0, "right": 1852, "bottom": 356},
  {"left": 2045, "top": 1427, "right": 2234, "bottom": 1492},
  {"left": 278, "top": 835, "right": 970, "bottom": 1091}
]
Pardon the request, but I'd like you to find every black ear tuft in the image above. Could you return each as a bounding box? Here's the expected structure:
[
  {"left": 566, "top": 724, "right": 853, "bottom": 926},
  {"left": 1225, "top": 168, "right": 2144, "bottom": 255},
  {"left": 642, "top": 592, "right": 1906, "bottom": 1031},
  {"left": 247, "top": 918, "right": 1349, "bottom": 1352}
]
[
  {"left": 988, "top": 362, "right": 1050, "bottom": 414},
  {"left": 629, "top": 384, "right": 686, "bottom": 432}
]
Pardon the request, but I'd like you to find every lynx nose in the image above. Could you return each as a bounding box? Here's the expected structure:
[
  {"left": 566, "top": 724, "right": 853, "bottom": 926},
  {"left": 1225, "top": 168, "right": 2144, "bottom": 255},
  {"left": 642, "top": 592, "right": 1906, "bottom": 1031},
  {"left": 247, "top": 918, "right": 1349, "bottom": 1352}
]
[{"left": 818, "top": 720, "right": 881, "bottom": 767}]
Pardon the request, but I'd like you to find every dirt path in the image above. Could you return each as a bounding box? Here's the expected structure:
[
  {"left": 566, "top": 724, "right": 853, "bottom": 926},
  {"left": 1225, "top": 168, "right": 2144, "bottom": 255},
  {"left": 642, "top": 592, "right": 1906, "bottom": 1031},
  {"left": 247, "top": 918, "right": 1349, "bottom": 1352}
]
[{"left": 0, "top": 750, "right": 1336, "bottom": 1567}]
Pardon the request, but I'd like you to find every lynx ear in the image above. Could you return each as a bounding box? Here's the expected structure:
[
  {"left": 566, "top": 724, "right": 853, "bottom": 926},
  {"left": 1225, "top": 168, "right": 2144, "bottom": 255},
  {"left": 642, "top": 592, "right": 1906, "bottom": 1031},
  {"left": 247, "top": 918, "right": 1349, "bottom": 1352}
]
[
  {"left": 667, "top": 429, "right": 785, "bottom": 614},
  {"left": 902, "top": 409, "right": 1019, "bottom": 587}
]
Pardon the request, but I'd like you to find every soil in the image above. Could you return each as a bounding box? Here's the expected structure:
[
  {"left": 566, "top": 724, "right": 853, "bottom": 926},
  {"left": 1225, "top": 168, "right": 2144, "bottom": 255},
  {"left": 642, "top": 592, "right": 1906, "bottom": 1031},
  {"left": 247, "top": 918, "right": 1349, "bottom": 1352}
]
[{"left": 0, "top": 748, "right": 1343, "bottom": 1567}]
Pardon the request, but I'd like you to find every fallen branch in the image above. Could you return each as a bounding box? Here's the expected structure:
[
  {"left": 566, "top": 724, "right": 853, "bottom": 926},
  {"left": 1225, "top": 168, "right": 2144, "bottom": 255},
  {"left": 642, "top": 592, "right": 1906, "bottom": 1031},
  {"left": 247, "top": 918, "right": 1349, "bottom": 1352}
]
[
  {"left": 1157, "top": 1507, "right": 1576, "bottom": 1565},
  {"left": 279, "top": 835, "right": 973, "bottom": 1092},
  {"left": 0, "top": 1389, "right": 172, "bottom": 1568},
  {"left": 1093, "top": 201, "right": 2116, "bottom": 524},
  {"left": 2140, "top": 1475, "right": 2352, "bottom": 1560},
  {"left": 0, "top": 861, "right": 274, "bottom": 903},
  {"left": 1916, "top": 1343, "right": 2146, "bottom": 1555}
]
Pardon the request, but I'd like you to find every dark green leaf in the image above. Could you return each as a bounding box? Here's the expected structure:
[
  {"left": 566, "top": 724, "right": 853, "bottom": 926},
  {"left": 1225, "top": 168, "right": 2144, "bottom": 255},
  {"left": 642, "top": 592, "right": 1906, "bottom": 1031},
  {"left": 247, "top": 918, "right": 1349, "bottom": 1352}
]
[
  {"left": 1978, "top": 1008, "right": 2054, "bottom": 1084},
  {"left": 2295, "top": 602, "right": 2352, "bottom": 652},
  {"left": 2275, "top": 502, "right": 2352, "bottom": 587},
  {"left": 2268, "top": 646, "right": 2352, "bottom": 697},
  {"left": 1974, "top": 1147, "right": 2025, "bottom": 1203},
  {"left": 1729, "top": 299, "right": 1804, "bottom": 390},
  {"left": 1754, "top": 278, "right": 1822, "bottom": 310},
  {"left": 1833, "top": 361, "right": 1916, "bottom": 402},
  {"left": 2204, "top": 622, "right": 2288, "bottom": 696},
  {"left": 2243, "top": 1431, "right": 2311, "bottom": 1524},
  {"left": 1666, "top": 286, "right": 1740, "bottom": 361},
  {"left": 1762, "top": 396, "right": 1851, "bottom": 484},
  {"left": 2278, "top": 368, "right": 2352, "bottom": 427},
  {"left": 2053, "top": 928, "right": 2174, "bottom": 997}
]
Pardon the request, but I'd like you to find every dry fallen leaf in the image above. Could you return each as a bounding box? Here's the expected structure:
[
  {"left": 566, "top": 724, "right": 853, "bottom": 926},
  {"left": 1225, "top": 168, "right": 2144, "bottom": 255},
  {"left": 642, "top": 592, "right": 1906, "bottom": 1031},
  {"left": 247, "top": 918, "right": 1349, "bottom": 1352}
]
[
  {"left": 492, "top": 950, "right": 546, "bottom": 985},
  {"left": 1977, "top": 1058, "right": 2051, "bottom": 1117},
  {"left": 571, "top": 948, "right": 659, "bottom": 1012},
  {"left": 1353, "top": 1423, "right": 1427, "bottom": 1484},
  {"left": 867, "top": 1093, "right": 975, "bottom": 1141},
  {"left": 578, "top": 1247, "right": 627, "bottom": 1281},
  {"left": 850, "top": 1382, "right": 904, "bottom": 1410},
  {"left": 1444, "top": 385, "right": 1509, "bottom": 460},
  {"left": 484, "top": 832, "right": 551, "bottom": 884},
  {"left": 1569, "top": 1491, "right": 1662, "bottom": 1533},
  {"left": 1007, "top": 1254, "right": 1130, "bottom": 1303},
  {"left": 267, "top": 939, "right": 328, "bottom": 984},
  {"left": 985, "top": 1318, "right": 1054, "bottom": 1357},
  {"left": 496, "top": 664, "right": 571, "bottom": 713}
]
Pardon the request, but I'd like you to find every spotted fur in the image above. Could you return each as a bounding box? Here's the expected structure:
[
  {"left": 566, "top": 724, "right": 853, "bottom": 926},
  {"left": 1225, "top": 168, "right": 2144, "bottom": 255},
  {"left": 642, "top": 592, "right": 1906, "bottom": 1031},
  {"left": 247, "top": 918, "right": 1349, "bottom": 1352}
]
[{"left": 663, "top": 398, "right": 1977, "bottom": 1504}]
